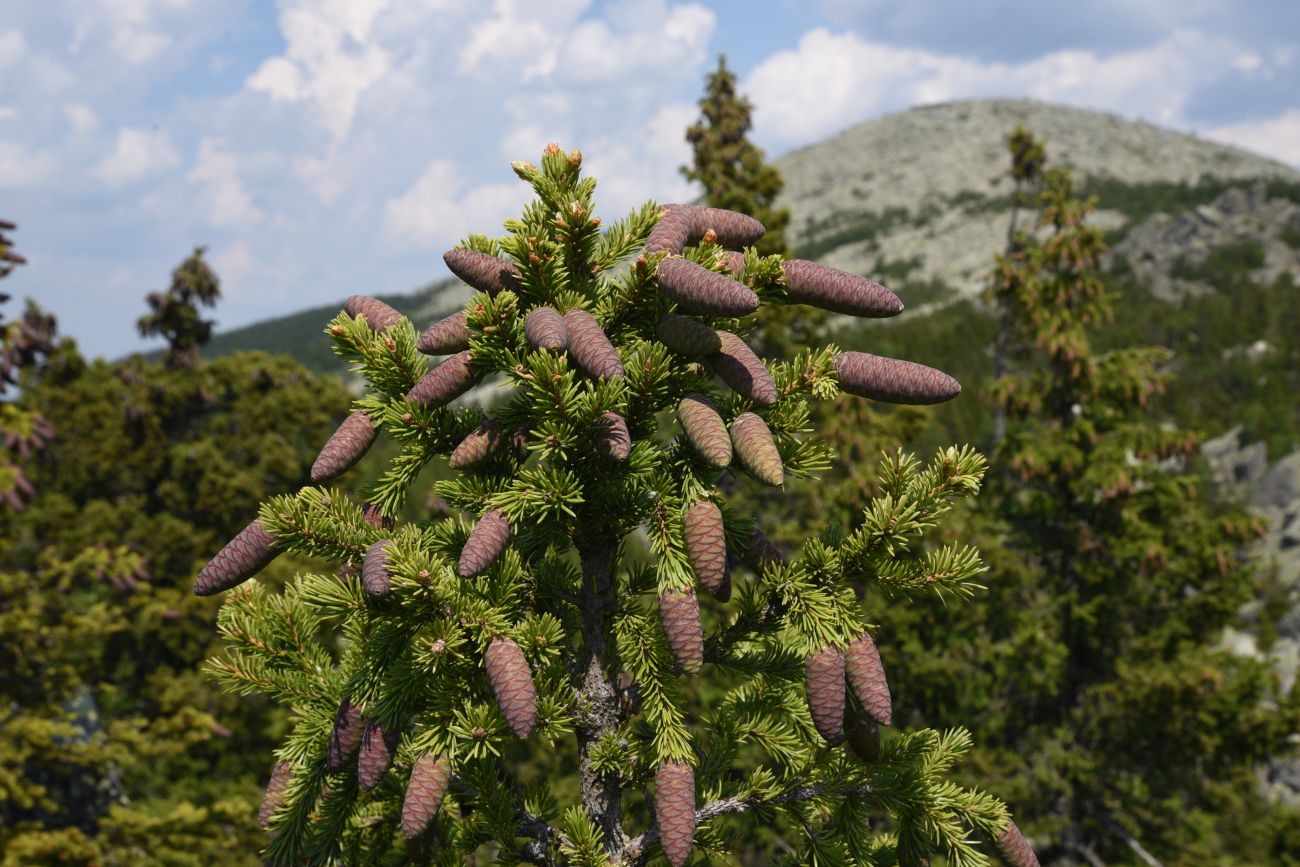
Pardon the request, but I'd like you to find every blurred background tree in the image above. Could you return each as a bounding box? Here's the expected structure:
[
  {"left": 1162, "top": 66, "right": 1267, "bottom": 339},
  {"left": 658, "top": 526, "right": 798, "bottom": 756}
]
[{"left": 138, "top": 247, "right": 222, "bottom": 370}]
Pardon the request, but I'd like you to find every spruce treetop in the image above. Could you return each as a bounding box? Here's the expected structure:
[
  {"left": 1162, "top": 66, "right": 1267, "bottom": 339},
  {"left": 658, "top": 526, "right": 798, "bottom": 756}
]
[
  {"left": 138, "top": 246, "right": 222, "bottom": 369},
  {"left": 199, "top": 145, "right": 1039, "bottom": 866}
]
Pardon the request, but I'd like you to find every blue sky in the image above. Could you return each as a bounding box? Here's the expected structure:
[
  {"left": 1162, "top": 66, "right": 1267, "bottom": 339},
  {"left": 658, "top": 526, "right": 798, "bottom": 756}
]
[{"left": 2, "top": 0, "right": 1297, "bottom": 360}]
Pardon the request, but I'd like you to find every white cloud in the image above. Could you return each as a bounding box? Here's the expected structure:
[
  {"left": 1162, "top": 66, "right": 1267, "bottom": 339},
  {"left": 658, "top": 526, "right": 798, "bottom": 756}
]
[
  {"left": 94, "top": 126, "right": 181, "bottom": 186},
  {"left": 383, "top": 160, "right": 528, "bottom": 248},
  {"left": 1206, "top": 109, "right": 1300, "bottom": 167},
  {"left": 187, "top": 139, "right": 262, "bottom": 226},
  {"left": 0, "top": 141, "right": 58, "bottom": 188},
  {"left": 64, "top": 103, "right": 98, "bottom": 133}
]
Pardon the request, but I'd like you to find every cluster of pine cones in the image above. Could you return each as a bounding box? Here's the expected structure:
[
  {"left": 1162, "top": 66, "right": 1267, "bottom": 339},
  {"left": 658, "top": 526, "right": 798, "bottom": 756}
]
[{"left": 195, "top": 199, "right": 1036, "bottom": 865}]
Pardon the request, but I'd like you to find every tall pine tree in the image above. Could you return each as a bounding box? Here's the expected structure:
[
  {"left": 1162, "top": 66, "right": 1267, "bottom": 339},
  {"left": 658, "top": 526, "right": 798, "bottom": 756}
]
[
  {"left": 138, "top": 246, "right": 222, "bottom": 370},
  {"left": 198, "top": 146, "right": 1041, "bottom": 865}
]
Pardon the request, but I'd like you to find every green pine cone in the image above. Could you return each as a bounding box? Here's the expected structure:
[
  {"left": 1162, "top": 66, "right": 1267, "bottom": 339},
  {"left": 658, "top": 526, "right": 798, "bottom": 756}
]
[
  {"left": 357, "top": 719, "right": 398, "bottom": 790},
  {"left": 654, "top": 760, "right": 696, "bottom": 867},
  {"left": 706, "top": 331, "right": 777, "bottom": 406},
  {"left": 193, "top": 520, "right": 279, "bottom": 596},
  {"left": 730, "top": 412, "right": 783, "bottom": 486},
  {"left": 327, "top": 697, "right": 365, "bottom": 772},
  {"left": 362, "top": 539, "right": 392, "bottom": 598},
  {"left": 485, "top": 637, "right": 537, "bottom": 739},
  {"left": 407, "top": 350, "right": 478, "bottom": 408},
  {"left": 656, "top": 257, "right": 759, "bottom": 317},
  {"left": 401, "top": 754, "right": 452, "bottom": 840},
  {"left": 345, "top": 294, "right": 405, "bottom": 331},
  {"left": 311, "top": 409, "right": 377, "bottom": 482},
  {"left": 443, "top": 248, "right": 521, "bottom": 295},
  {"left": 524, "top": 306, "right": 569, "bottom": 351},
  {"left": 656, "top": 314, "right": 722, "bottom": 356},
  {"left": 683, "top": 500, "right": 728, "bottom": 598},
  {"left": 781, "top": 259, "right": 903, "bottom": 317},
  {"left": 678, "top": 393, "right": 732, "bottom": 468},
  {"left": 458, "top": 508, "right": 511, "bottom": 578},
  {"left": 659, "top": 589, "right": 704, "bottom": 676},
  {"left": 806, "top": 645, "right": 846, "bottom": 745},
  {"left": 449, "top": 417, "right": 503, "bottom": 470},
  {"left": 417, "top": 311, "right": 470, "bottom": 355},
  {"left": 833, "top": 351, "right": 961, "bottom": 405},
  {"left": 845, "top": 632, "right": 892, "bottom": 726},
  {"left": 563, "top": 308, "right": 624, "bottom": 380}
]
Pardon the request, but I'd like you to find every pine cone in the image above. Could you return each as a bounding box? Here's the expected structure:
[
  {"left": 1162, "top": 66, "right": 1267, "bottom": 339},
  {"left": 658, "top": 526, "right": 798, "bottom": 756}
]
[
  {"left": 311, "top": 410, "right": 377, "bottom": 482},
  {"left": 844, "top": 632, "right": 892, "bottom": 726},
  {"left": 688, "top": 206, "right": 765, "bottom": 249},
  {"left": 417, "top": 311, "right": 471, "bottom": 355},
  {"left": 781, "top": 260, "right": 904, "bottom": 317},
  {"left": 656, "top": 257, "right": 759, "bottom": 316},
  {"left": 362, "top": 502, "right": 393, "bottom": 531},
  {"left": 659, "top": 589, "right": 703, "bottom": 676},
  {"left": 401, "top": 754, "right": 452, "bottom": 839},
  {"left": 833, "top": 351, "right": 961, "bottom": 405},
  {"left": 844, "top": 701, "right": 881, "bottom": 763},
  {"left": 995, "top": 821, "right": 1040, "bottom": 867},
  {"left": 345, "top": 295, "right": 405, "bottom": 331},
  {"left": 524, "top": 306, "right": 569, "bottom": 351},
  {"left": 357, "top": 719, "right": 398, "bottom": 790},
  {"left": 654, "top": 760, "right": 696, "bottom": 867},
  {"left": 193, "top": 520, "right": 278, "bottom": 595},
  {"left": 362, "top": 539, "right": 393, "bottom": 598},
  {"left": 743, "top": 527, "right": 783, "bottom": 571},
  {"left": 656, "top": 314, "right": 722, "bottom": 356},
  {"left": 443, "top": 248, "right": 521, "bottom": 295},
  {"left": 459, "top": 508, "right": 511, "bottom": 578},
  {"left": 259, "top": 761, "right": 293, "bottom": 830},
  {"left": 806, "top": 645, "right": 846, "bottom": 744},
  {"left": 719, "top": 250, "right": 746, "bottom": 275},
  {"left": 678, "top": 393, "right": 732, "bottom": 468},
  {"left": 684, "top": 501, "right": 728, "bottom": 598},
  {"left": 407, "top": 351, "right": 478, "bottom": 407},
  {"left": 327, "top": 697, "right": 365, "bottom": 772},
  {"left": 705, "top": 332, "right": 777, "bottom": 406},
  {"left": 449, "top": 417, "right": 503, "bottom": 470},
  {"left": 730, "top": 412, "right": 784, "bottom": 486},
  {"left": 485, "top": 637, "right": 537, "bottom": 738},
  {"left": 593, "top": 411, "right": 631, "bottom": 461},
  {"left": 563, "top": 308, "right": 624, "bottom": 380},
  {"left": 645, "top": 204, "right": 692, "bottom": 254}
]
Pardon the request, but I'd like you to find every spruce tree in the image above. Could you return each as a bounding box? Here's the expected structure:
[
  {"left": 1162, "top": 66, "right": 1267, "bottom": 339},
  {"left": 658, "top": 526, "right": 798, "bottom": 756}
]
[
  {"left": 138, "top": 246, "right": 222, "bottom": 369},
  {"left": 199, "top": 146, "right": 1041, "bottom": 865}
]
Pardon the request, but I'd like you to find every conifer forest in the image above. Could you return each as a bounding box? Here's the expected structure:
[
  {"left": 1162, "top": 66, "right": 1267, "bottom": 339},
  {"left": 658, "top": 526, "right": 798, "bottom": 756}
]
[{"left": 3, "top": 19, "right": 1300, "bottom": 867}]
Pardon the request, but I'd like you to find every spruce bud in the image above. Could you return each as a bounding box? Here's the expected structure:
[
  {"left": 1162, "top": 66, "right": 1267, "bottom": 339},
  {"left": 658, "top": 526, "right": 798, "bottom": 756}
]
[
  {"left": 345, "top": 295, "right": 405, "bottom": 331},
  {"left": 645, "top": 204, "right": 692, "bottom": 255},
  {"left": 995, "top": 821, "right": 1040, "bottom": 867},
  {"left": 459, "top": 508, "right": 511, "bottom": 578},
  {"left": 655, "top": 761, "right": 696, "bottom": 867},
  {"left": 683, "top": 501, "right": 728, "bottom": 598},
  {"left": 730, "top": 412, "right": 784, "bottom": 486},
  {"left": 259, "top": 761, "right": 293, "bottom": 830},
  {"left": 705, "top": 332, "right": 777, "bottom": 406},
  {"left": 656, "top": 257, "right": 759, "bottom": 317},
  {"left": 449, "top": 417, "right": 503, "bottom": 470},
  {"left": 194, "top": 520, "right": 278, "bottom": 595},
  {"left": 659, "top": 589, "right": 704, "bottom": 676},
  {"left": 362, "top": 539, "right": 393, "bottom": 598},
  {"left": 327, "top": 697, "right": 364, "bottom": 772},
  {"left": 782, "top": 260, "right": 904, "bottom": 317},
  {"left": 593, "top": 411, "right": 631, "bottom": 461},
  {"left": 562, "top": 308, "right": 624, "bottom": 380},
  {"left": 656, "top": 314, "right": 722, "bottom": 356},
  {"left": 357, "top": 719, "right": 398, "bottom": 790},
  {"left": 443, "top": 248, "right": 521, "bottom": 295},
  {"left": 401, "top": 754, "right": 452, "bottom": 839},
  {"left": 806, "top": 645, "right": 846, "bottom": 744},
  {"left": 688, "top": 206, "right": 765, "bottom": 249},
  {"left": 677, "top": 393, "right": 732, "bottom": 468},
  {"left": 407, "top": 351, "right": 478, "bottom": 408},
  {"left": 485, "top": 637, "right": 537, "bottom": 738},
  {"left": 833, "top": 351, "right": 961, "bottom": 405},
  {"left": 311, "top": 410, "right": 377, "bottom": 483},
  {"left": 845, "top": 632, "right": 892, "bottom": 726},
  {"left": 417, "top": 311, "right": 471, "bottom": 355},
  {"left": 524, "top": 306, "right": 569, "bottom": 352}
]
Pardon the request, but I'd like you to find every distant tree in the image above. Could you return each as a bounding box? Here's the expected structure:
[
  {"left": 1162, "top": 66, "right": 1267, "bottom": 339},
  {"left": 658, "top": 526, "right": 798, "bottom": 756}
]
[
  {"left": 138, "top": 246, "right": 222, "bottom": 369},
  {"left": 0, "top": 248, "right": 352, "bottom": 863}
]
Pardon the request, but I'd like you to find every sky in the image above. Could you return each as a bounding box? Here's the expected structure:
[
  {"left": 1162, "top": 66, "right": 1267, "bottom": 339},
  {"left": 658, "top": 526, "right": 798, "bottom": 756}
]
[{"left": 2, "top": 0, "right": 1298, "bottom": 360}]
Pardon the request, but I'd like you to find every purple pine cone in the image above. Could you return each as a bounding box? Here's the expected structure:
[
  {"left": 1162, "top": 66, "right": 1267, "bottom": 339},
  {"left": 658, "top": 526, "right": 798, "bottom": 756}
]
[
  {"left": 486, "top": 637, "right": 537, "bottom": 739},
  {"left": 407, "top": 351, "right": 478, "bottom": 408},
  {"left": 194, "top": 520, "right": 279, "bottom": 596},
  {"left": 311, "top": 410, "right": 377, "bottom": 482},
  {"left": 443, "top": 248, "right": 521, "bottom": 296},
  {"left": 345, "top": 295, "right": 405, "bottom": 331},
  {"left": 656, "top": 314, "right": 722, "bottom": 356},
  {"left": 833, "top": 351, "right": 961, "bottom": 404},
  {"left": 362, "top": 539, "right": 393, "bottom": 598},
  {"left": 357, "top": 719, "right": 399, "bottom": 790},
  {"left": 782, "top": 260, "right": 904, "bottom": 317},
  {"left": 688, "top": 206, "right": 765, "bottom": 249},
  {"left": 593, "top": 411, "right": 631, "bottom": 461},
  {"left": 660, "top": 589, "right": 704, "bottom": 676},
  {"left": 656, "top": 257, "right": 759, "bottom": 317},
  {"left": 401, "top": 754, "right": 452, "bottom": 839},
  {"left": 646, "top": 204, "right": 693, "bottom": 255},
  {"left": 705, "top": 332, "right": 777, "bottom": 406},
  {"left": 524, "top": 306, "right": 569, "bottom": 351},
  {"left": 563, "top": 308, "right": 624, "bottom": 380},
  {"left": 327, "top": 697, "right": 365, "bottom": 772},
  {"left": 459, "top": 508, "right": 511, "bottom": 578},
  {"left": 417, "top": 311, "right": 471, "bottom": 355}
]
